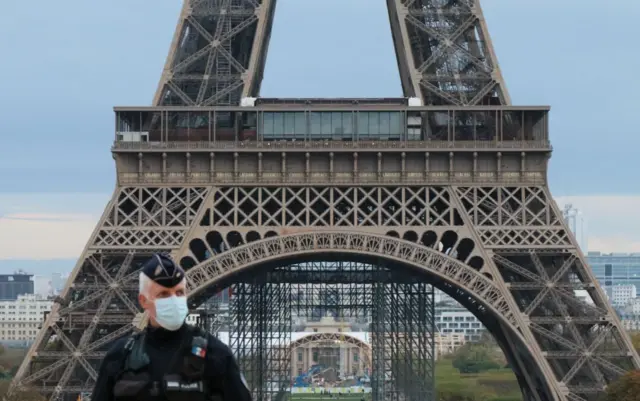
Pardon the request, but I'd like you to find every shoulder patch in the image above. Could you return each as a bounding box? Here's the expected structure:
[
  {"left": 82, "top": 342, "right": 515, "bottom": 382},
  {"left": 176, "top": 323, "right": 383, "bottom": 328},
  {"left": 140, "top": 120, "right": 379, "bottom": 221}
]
[
  {"left": 190, "top": 326, "right": 208, "bottom": 359},
  {"left": 191, "top": 345, "right": 207, "bottom": 358}
]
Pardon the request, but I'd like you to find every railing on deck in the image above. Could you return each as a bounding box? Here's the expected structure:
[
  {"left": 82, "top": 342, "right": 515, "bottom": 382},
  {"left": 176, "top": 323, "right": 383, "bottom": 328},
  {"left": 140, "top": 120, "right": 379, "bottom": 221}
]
[
  {"left": 112, "top": 139, "right": 551, "bottom": 151},
  {"left": 118, "top": 171, "right": 546, "bottom": 185}
]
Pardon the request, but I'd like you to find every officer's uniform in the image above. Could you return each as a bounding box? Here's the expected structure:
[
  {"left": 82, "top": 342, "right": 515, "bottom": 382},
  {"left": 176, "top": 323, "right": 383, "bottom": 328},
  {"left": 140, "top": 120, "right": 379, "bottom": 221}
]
[{"left": 90, "top": 254, "right": 252, "bottom": 401}]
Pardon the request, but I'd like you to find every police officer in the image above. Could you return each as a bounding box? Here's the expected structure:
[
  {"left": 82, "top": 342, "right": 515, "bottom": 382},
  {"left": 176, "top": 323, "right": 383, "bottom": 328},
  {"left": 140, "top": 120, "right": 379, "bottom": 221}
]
[{"left": 91, "top": 253, "right": 252, "bottom": 401}]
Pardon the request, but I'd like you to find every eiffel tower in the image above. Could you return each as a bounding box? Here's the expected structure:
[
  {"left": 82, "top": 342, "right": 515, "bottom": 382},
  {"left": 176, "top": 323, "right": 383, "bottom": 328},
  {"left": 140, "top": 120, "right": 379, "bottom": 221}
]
[{"left": 10, "top": 1, "right": 640, "bottom": 401}]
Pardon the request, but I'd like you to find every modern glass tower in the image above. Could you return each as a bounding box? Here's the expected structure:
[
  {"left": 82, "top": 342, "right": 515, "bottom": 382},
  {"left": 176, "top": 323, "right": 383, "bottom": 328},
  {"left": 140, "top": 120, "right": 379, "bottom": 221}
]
[{"left": 587, "top": 252, "right": 640, "bottom": 297}]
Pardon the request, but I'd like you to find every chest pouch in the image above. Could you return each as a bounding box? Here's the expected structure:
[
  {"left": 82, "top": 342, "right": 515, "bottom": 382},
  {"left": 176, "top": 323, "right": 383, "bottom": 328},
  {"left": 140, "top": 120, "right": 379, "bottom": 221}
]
[
  {"left": 181, "top": 334, "right": 208, "bottom": 380},
  {"left": 113, "top": 334, "right": 153, "bottom": 398},
  {"left": 163, "top": 373, "right": 206, "bottom": 401}
]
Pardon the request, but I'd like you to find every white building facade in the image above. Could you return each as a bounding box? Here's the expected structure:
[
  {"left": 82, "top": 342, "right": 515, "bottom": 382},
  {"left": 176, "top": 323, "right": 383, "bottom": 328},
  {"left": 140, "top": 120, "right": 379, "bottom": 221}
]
[
  {"left": 0, "top": 294, "right": 52, "bottom": 342},
  {"left": 611, "top": 284, "right": 637, "bottom": 306},
  {"left": 624, "top": 299, "right": 640, "bottom": 315},
  {"left": 620, "top": 317, "right": 640, "bottom": 332},
  {"left": 435, "top": 307, "right": 485, "bottom": 342},
  {"left": 434, "top": 332, "right": 466, "bottom": 357}
]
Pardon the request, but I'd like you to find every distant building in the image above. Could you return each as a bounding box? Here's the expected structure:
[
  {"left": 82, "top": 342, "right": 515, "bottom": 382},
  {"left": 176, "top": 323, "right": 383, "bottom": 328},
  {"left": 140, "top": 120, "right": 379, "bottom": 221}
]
[
  {"left": 434, "top": 332, "right": 466, "bottom": 357},
  {"left": 562, "top": 203, "right": 588, "bottom": 252},
  {"left": 435, "top": 306, "right": 485, "bottom": 342},
  {"left": 587, "top": 252, "right": 640, "bottom": 297},
  {"left": 434, "top": 289, "right": 455, "bottom": 304},
  {"left": 611, "top": 284, "right": 637, "bottom": 306},
  {"left": 623, "top": 299, "right": 640, "bottom": 315},
  {"left": 0, "top": 274, "right": 34, "bottom": 300},
  {"left": 619, "top": 315, "right": 640, "bottom": 332},
  {"left": 288, "top": 316, "right": 368, "bottom": 378},
  {"left": 204, "top": 315, "right": 463, "bottom": 386},
  {"left": 0, "top": 294, "right": 52, "bottom": 343}
]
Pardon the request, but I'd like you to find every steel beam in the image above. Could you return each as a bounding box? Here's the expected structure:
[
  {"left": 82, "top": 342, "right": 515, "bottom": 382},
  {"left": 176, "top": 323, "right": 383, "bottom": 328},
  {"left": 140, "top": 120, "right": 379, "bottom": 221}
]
[{"left": 10, "top": 2, "right": 640, "bottom": 401}]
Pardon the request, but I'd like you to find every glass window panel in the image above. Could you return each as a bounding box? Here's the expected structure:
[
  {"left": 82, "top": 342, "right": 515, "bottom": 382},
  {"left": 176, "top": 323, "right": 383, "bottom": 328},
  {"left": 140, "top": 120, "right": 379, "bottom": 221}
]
[
  {"left": 273, "top": 113, "right": 284, "bottom": 137},
  {"left": 243, "top": 112, "right": 256, "bottom": 129},
  {"left": 357, "top": 113, "right": 369, "bottom": 136},
  {"left": 369, "top": 113, "right": 380, "bottom": 136},
  {"left": 502, "top": 111, "right": 521, "bottom": 140},
  {"left": 295, "top": 113, "right": 306, "bottom": 137},
  {"left": 310, "top": 113, "right": 321, "bottom": 137},
  {"left": 379, "top": 112, "right": 390, "bottom": 136},
  {"left": 390, "top": 112, "right": 401, "bottom": 136},
  {"left": 262, "top": 112, "right": 273, "bottom": 138},
  {"left": 216, "top": 112, "right": 233, "bottom": 128},
  {"left": 321, "top": 112, "right": 332, "bottom": 136},
  {"left": 342, "top": 112, "right": 353, "bottom": 136},
  {"left": 330, "top": 112, "right": 343, "bottom": 138},
  {"left": 284, "top": 113, "right": 296, "bottom": 137}
]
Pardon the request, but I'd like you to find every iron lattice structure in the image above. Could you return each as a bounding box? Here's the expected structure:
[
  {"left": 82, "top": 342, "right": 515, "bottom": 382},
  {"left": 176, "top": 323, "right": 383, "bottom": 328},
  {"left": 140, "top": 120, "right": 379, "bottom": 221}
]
[
  {"left": 224, "top": 262, "right": 435, "bottom": 401},
  {"left": 9, "top": 1, "right": 640, "bottom": 401},
  {"left": 152, "top": 0, "right": 509, "bottom": 106}
]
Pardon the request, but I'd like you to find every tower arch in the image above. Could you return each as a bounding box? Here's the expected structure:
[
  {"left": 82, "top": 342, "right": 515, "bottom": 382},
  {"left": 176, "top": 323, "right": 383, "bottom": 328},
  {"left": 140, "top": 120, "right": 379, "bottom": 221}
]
[
  {"left": 183, "top": 231, "right": 558, "bottom": 400},
  {"left": 186, "top": 231, "right": 517, "bottom": 331},
  {"left": 9, "top": 0, "right": 639, "bottom": 399}
]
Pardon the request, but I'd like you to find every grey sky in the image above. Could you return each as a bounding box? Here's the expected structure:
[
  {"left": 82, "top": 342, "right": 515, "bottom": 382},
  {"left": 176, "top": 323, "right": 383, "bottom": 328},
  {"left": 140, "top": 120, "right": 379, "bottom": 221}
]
[
  {"left": 0, "top": 1, "right": 639, "bottom": 267},
  {"left": 0, "top": 0, "right": 638, "bottom": 194}
]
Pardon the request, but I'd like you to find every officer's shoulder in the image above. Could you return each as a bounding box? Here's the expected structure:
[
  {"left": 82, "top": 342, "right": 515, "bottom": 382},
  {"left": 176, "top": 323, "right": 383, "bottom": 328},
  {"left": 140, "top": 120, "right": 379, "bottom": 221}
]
[
  {"left": 105, "top": 335, "right": 133, "bottom": 358},
  {"left": 205, "top": 333, "right": 233, "bottom": 355},
  {"left": 98, "top": 334, "right": 137, "bottom": 374}
]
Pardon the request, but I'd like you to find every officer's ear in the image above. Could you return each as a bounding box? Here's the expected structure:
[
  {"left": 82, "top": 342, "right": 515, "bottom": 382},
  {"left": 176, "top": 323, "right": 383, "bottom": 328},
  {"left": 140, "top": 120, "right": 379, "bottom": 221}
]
[{"left": 138, "top": 293, "right": 151, "bottom": 310}]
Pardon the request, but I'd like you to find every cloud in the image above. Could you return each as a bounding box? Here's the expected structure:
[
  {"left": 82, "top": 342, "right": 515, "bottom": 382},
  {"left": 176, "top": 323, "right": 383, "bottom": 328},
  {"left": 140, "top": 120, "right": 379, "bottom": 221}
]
[
  {"left": 0, "top": 193, "right": 638, "bottom": 260},
  {"left": 0, "top": 212, "right": 98, "bottom": 260},
  {"left": 0, "top": 193, "right": 109, "bottom": 216},
  {"left": 0, "top": 193, "right": 109, "bottom": 260},
  {"left": 2, "top": 213, "right": 95, "bottom": 222},
  {"left": 554, "top": 196, "right": 640, "bottom": 253}
]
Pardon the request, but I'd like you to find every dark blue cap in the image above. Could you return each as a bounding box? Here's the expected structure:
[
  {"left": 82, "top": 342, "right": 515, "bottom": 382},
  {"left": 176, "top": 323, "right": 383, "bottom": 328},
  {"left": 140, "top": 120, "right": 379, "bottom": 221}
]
[{"left": 141, "top": 253, "right": 186, "bottom": 288}]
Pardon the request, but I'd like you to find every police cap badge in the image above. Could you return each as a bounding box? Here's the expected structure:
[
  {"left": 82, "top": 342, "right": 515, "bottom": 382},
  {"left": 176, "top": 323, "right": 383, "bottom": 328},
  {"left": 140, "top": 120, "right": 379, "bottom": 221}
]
[{"left": 141, "top": 253, "right": 185, "bottom": 288}]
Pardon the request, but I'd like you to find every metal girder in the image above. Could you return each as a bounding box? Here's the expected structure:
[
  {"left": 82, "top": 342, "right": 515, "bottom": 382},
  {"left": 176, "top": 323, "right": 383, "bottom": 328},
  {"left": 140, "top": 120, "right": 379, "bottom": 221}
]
[
  {"left": 12, "top": 183, "right": 637, "bottom": 400},
  {"left": 153, "top": 0, "right": 272, "bottom": 106},
  {"left": 11, "top": 184, "right": 640, "bottom": 401},
  {"left": 152, "top": 0, "right": 507, "bottom": 107},
  {"left": 228, "top": 272, "right": 292, "bottom": 400},
  {"left": 10, "top": 1, "right": 640, "bottom": 401}
]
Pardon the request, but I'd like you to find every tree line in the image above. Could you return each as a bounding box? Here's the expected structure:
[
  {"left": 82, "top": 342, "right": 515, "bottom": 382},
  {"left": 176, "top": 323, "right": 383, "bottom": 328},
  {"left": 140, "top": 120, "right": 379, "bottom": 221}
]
[{"left": 2, "top": 333, "right": 640, "bottom": 401}]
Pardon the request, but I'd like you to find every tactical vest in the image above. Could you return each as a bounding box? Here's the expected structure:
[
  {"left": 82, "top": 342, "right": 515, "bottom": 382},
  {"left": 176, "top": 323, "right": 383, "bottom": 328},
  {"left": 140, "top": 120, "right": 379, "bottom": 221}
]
[{"left": 113, "top": 327, "right": 210, "bottom": 401}]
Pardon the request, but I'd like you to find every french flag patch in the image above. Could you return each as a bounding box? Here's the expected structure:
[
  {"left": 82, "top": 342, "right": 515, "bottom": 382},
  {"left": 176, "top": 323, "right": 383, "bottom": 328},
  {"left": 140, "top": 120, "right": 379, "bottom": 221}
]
[{"left": 192, "top": 346, "right": 206, "bottom": 358}]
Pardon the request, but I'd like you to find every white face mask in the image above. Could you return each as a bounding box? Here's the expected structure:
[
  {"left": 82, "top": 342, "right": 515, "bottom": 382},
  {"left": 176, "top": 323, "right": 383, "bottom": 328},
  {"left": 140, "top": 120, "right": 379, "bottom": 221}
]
[{"left": 153, "top": 295, "right": 188, "bottom": 331}]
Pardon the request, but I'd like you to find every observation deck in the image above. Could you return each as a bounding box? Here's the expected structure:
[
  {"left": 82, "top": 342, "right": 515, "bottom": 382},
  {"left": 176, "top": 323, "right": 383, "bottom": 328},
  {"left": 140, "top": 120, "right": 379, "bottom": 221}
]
[{"left": 111, "top": 98, "right": 551, "bottom": 186}]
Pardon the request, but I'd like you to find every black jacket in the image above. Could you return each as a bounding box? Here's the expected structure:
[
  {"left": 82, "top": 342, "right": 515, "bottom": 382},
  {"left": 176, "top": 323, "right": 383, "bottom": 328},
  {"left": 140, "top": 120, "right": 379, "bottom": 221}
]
[{"left": 91, "top": 324, "right": 252, "bottom": 401}]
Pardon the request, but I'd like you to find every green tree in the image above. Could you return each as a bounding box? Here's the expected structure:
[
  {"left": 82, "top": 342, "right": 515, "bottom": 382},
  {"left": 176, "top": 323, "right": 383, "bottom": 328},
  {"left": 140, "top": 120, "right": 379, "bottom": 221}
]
[
  {"left": 629, "top": 332, "right": 640, "bottom": 353},
  {"left": 452, "top": 343, "right": 502, "bottom": 374},
  {"left": 0, "top": 380, "right": 45, "bottom": 401},
  {"left": 477, "top": 332, "right": 498, "bottom": 347},
  {"left": 606, "top": 370, "right": 640, "bottom": 401},
  {"left": 0, "top": 347, "right": 28, "bottom": 376}
]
